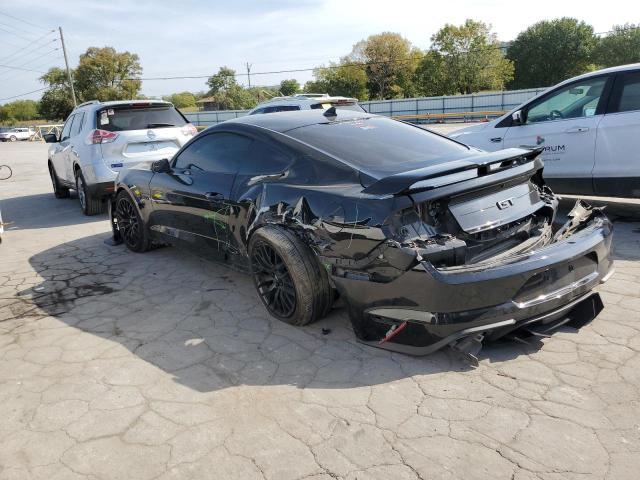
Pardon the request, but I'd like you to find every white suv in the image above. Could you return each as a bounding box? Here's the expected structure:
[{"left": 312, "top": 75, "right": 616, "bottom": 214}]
[
  {"left": 249, "top": 94, "right": 364, "bottom": 115},
  {"left": 45, "top": 100, "right": 197, "bottom": 215},
  {"left": 449, "top": 63, "right": 640, "bottom": 198},
  {"left": 0, "top": 127, "right": 34, "bottom": 142}
]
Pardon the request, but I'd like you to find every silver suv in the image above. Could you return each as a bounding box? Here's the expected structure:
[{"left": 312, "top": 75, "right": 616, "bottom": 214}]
[
  {"left": 248, "top": 94, "right": 364, "bottom": 115},
  {"left": 0, "top": 127, "right": 35, "bottom": 141},
  {"left": 45, "top": 100, "right": 197, "bottom": 215}
]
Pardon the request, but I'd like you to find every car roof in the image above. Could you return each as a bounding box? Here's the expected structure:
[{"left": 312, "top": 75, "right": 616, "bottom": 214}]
[
  {"left": 252, "top": 95, "right": 359, "bottom": 109},
  {"left": 76, "top": 100, "right": 174, "bottom": 111},
  {"left": 224, "top": 109, "right": 373, "bottom": 133}
]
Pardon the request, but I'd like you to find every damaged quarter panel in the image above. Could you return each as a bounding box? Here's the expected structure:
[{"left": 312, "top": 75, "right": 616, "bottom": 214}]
[{"left": 110, "top": 109, "right": 614, "bottom": 359}]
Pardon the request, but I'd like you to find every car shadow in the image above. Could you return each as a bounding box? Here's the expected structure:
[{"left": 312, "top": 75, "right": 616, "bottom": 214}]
[
  {"left": 20, "top": 232, "right": 577, "bottom": 394},
  {"left": 0, "top": 192, "right": 107, "bottom": 230}
]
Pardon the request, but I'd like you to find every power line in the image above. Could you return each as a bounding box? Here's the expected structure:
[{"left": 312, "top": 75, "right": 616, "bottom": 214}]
[
  {"left": 0, "top": 62, "right": 47, "bottom": 74},
  {"left": 0, "top": 86, "right": 49, "bottom": 102},
  {"left": 0, "top": 47, "right": 60, "bottom": 76},
  {"left": 0, "top": 32, "right": 57, "bottom": 65},
  {"left": 0, "top": 24, "right": 37, "bottom": 42},
  {"left": 0, "top": 57, "right": 63, "bottom": 82},
  {"left": 0, "top": 10, "right": 51, "bottom": 32}
]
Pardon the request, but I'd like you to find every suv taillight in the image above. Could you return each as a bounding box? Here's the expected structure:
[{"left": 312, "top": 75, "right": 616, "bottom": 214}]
[
  {"left": 87, "top": 129, "right": 118, "bottom": 144},
  {"left": 181, "top": 123, "right": 197, "bottom": 136}
]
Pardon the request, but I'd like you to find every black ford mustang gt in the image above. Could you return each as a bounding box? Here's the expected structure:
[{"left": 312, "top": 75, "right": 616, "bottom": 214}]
[{"left": 109, "top": 109, "right": 613, "bottom": 360}]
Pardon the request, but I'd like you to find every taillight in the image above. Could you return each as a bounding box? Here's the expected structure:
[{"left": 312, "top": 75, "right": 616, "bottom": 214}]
[
  {"left": 87, "top": 129, "right": 118, "bottom": 144},
  {"left": 181, "top": 123, "right": 197, "bottom": 136}
]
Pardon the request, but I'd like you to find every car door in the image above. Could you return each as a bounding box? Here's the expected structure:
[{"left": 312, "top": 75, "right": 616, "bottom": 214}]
[
  {"left": 502, "top": 75, "right": 613, "bottom": 195},
  {"left": 148, "top": 131, "right": 253, "bottom": 258},
  {"left": 50, "top": 114, "right": 75, "bottom": 183},
  {"left": 593, "top": 70, "right": 640, "bottom": 197},
  {"left": 65, "top": 111, "right": 85, "bottom": 181}
]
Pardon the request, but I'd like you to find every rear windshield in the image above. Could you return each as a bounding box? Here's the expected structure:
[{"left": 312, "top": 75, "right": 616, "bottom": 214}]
[
  {"left": 286, "top": 116, "right": 470, "bottom": 177},
  {"left": 97, "top": 105, "right": 187, "bottom": 132}
]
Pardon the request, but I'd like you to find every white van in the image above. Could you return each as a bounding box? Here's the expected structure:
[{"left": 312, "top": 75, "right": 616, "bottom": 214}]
[{"left": 450, "top": 64, "right": 640, "bottom": 198}]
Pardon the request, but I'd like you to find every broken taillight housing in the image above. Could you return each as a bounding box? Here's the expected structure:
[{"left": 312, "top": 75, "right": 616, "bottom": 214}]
[
  {"left": 181, "top": 123, "right": 197, "bottom": 136},
  {"left": 87, "top": 129, "right": 118, "bottom": 144}
]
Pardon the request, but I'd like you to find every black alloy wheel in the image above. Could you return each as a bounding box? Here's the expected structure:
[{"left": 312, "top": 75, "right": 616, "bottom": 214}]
[
  {"left": 113, "top": 192, "right": 148, "bottom": 252},
  {"left": 251, "top": 240, "right": 297, "bottom": 318}
]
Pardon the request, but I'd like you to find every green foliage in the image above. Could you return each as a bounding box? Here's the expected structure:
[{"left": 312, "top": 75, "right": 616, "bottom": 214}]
[
  {"left": 74, "top": 47, "right": 142, "bottom": 101},
  {"left": 279, "top": 79, "right": 300, "bottom": 96},
  {"left": 417, "top": 20, "right": 513, "bottom": 95},
  {"left": 348, "top": 32, "right": 418, "bottom": 99},
  {"left": 593, "top": 24, "right": 640, "bottom": 68},
  {"left": 163, "top": 91, "right": 197, "bottom": 109},
  {"left": 507, "top": 18, "right": 596, "bottom": 89},
  {"left": 304, "top": 61, "right": 369, "bottom": 99},
  {"left": 205, "top": 67, "right": 257, "bottom": 109},
  {"left": 38, "top": 47, "right": 143, "bottom": 120},
  {"left": 0, "top": 100, "right": 40, "bottom": 124}
]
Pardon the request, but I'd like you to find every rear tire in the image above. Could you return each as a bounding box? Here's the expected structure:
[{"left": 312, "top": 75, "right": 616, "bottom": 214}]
[
  {"left": 249, "top": 225, "right": 333, "bottom": 326},
  {"left": 75, "top": 170, "right": 104, "bottom": 215},
  {"left": 113, "top": 190, "right": 150, "bottom": 253},
  {"left": 49, "top": 164, "right": 70, "bottom": 199}
]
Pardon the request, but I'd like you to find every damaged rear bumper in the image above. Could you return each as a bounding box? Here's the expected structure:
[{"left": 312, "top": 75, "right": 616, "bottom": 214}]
[{"left": 332, "top": 206, "right": 614, "bottom": 356}]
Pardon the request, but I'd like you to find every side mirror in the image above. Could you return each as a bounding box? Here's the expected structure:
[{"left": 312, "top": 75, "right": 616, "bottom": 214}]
[
  {"left": 511, "top": 110, "right": 523, "bottom": 125},
  {"left": 43, "top": 133, "right": 58, "bottom": 143},
  {"left": 151, "top": 158, "right": 171, "bottom": 173}
]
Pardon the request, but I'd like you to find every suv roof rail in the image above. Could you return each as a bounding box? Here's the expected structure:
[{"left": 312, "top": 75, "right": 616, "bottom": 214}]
[{"left": 76, "top": 100, "right": 101, "bottom": 108}]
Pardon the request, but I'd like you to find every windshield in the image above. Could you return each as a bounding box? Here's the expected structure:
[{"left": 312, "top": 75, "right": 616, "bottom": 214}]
[
  {"left": 97, "top": 105, "right": 187, "bottom": 132},
  {"left": 286, "top": 116, "right": 470, "bottom": 177}
]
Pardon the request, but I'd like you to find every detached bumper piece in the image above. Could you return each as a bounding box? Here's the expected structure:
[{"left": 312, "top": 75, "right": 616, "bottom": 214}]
[{"left": 333, "top": 202, "right": 613, "bottom": 360}]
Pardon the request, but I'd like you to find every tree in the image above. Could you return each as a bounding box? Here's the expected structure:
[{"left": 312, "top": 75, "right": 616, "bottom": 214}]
[
  {"left": 593, "top": 24, "right": 640, "bottom": 68},
  {"left": 39, "top": 46, "right": 143, "bottom": 119},
  {"left": 163, "top": 91, "right": 196, "bottom": 109},
  {"left": 348, "top": 32, "right": 419, "bottom": 99},
  {"left": 416, "top": 20, "right": 513, "bottom": 96},
  {"left": 205, "top": 67, "right": 256, "bottom": 110},
  {"left": 279, "top": 79, "right": 300, "bottom": 96},
  {"left": 0, "top": 100, "right": 40, "bottom": 123},
  {"left": 39, "top": 67, "right": 76, "bottom": 120},
  {"left": 304, "top": 61, "right": 369, "bottom": 99},
  {"left": 507, "top": 18, "right": 596, "bottom": 89},
  {"left": 74, "top": 47, "right": 142, "bottom": 101}
]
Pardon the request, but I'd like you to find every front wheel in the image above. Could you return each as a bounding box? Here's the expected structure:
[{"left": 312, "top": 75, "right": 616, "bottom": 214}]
[
  {"left": 113, "top": 191, "right": 150, "bottom": 252},
  {"left": 9, "top": 136, "right": 17, "bottom": 142},
  {"left": 249, "top": 225, "right": 333, "bottom": 326}
]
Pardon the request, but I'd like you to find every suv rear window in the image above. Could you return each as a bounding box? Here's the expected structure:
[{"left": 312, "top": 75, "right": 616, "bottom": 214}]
[{"left": 97, "top": 105, "right": 187, "bottom": 132}]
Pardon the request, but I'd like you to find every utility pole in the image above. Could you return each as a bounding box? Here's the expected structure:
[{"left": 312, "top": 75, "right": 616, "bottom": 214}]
[
  {"left": 245, "top": 62, "right": 252, "bottom": 88},
  {"left": 58, "top": 27, "right": 77, "bottom": 107}
]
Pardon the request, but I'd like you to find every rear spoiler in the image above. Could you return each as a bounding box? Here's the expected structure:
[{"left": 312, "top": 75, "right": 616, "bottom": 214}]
[{"left": 361, "top": 147, "right": 543, "bottom": 196}]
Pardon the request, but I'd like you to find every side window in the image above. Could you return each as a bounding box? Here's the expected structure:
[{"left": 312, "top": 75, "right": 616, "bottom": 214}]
[
  {"left": 614, "top": 72, "right": 640, "bottom": 113},
  {"left": 70, "top": 112, "right": 85, "bottom": 137},
  {"left": 240, "top": 141, "right": 292, "bottom": 174},
  {"left": 273, "top": 105, "right": 300, "bottom": 112},
  {"left": 60, "top": 114, "right": 75, "bottom": 141},
  {"left": 251, "top": 108, "right": 265, "bottom": 115},
  {"left": 525, "top": 76, "right": 608, "bottom": 124},
  {"left": 174, "top": 132, "right": 253, "bottom": 173}
]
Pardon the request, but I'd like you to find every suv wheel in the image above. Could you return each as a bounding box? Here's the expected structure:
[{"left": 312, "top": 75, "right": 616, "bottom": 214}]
[
  {"left": 75, "top": 170, "right": 104, "bottom": 216},
  {"left": 249, "top": 225, "right": 333, "bottom": 326},
  {"left": 49, "top": 164, "right": 70, "bottom": 199},
  {"left": 9, "top": 135, "right": 17, "bottom": 142}
]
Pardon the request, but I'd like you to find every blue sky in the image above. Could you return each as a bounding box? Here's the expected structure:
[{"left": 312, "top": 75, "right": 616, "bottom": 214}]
[{"left": 0, "top": 0, "right": 634, "bottom": 104}]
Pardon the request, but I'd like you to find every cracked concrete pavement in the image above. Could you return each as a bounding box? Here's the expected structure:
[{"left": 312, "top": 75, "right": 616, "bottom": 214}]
[{"left": 1, "top": 141, "right": 640, "bottom": 480}]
